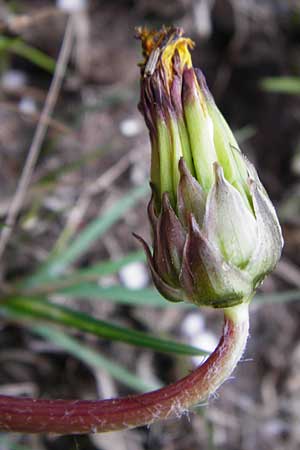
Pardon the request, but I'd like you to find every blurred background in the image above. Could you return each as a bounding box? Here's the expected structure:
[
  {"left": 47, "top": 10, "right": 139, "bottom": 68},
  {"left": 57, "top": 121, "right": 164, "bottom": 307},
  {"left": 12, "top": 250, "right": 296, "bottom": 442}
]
[{"left": 0, "top": 0, "right": 300, "bottom": 449}]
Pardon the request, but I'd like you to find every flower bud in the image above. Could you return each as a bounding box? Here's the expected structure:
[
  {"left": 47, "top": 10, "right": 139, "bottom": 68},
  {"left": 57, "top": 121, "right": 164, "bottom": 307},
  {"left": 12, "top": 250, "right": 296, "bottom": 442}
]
[{"left": 136, "top": 27, "right": 283, "bottom": 308}]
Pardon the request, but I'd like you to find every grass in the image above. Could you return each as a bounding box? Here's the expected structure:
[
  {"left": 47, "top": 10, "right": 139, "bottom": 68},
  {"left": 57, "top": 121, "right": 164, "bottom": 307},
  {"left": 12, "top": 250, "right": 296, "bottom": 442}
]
[
  {"left": 260, "top": 76, "right": 300, "bottom": 95},
  {"left": 0, "top": 36, "right": 56, "bottom": 73}
]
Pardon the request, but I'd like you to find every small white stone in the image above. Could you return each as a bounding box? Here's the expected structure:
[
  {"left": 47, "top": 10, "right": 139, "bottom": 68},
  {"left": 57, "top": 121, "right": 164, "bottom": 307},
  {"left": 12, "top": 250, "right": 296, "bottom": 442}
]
[
  {"left": 263, "top": 419, "right": 289, "bottom": 437},
  {"left": 191, "top": 330, "right": 218, "bottom": 366},
  {"left": 291, "top": 143, "right": 300, "bottom": 175},
  {"left": 119, "top": 261, "right": 149, "bottom": 290},
  {"left": 1, "top": 70, "right": 27, "bottom": 91},
  {"left": 43, "top": 195, "right": 69, "bottom": 212},
  {"left": 181, "top": 312, "right": 205, "bottom": 338},
  {"left": 56, "top": 0, "right": 86, "bottom": 12},
  {"left": 18, "top": 97, "right": 37, "bottom": 115},
  {"left": 193, "top": 0, "right": 213, "bottom": 39},
  {"left": 22, "top": 215, "right": 38, "bottom": 231},
  {"left": 130, "top": 164, "right": 148, "bottom": 186},
  {"left": 119, "top": 118, "right": 141, "bottom": 137}
]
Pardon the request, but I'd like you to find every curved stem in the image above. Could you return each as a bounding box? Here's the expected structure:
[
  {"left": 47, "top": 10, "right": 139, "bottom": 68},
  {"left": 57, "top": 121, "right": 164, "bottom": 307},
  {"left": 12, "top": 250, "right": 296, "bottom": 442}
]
[{"left": 0, "top": 303, "right": 249, "bottom": 434}]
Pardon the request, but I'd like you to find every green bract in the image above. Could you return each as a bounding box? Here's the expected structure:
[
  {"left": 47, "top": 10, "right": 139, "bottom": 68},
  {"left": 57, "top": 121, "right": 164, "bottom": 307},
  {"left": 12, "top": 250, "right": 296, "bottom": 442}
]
[{"left": 136, "top": 27, "right": 283, "bottom": 308}]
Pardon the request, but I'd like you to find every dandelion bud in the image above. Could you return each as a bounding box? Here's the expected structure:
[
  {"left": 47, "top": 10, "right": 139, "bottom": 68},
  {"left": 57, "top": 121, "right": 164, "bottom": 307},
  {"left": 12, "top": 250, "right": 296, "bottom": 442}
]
[{"left": 136, "top": 27, "right": 283, "bottom": 308}]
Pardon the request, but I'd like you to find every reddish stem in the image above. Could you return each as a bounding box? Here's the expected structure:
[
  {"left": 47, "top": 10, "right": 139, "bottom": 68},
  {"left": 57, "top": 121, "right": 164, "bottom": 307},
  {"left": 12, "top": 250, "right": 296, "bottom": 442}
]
[{"left": 0, "top": 305, "right": 249, "bottom": 434}]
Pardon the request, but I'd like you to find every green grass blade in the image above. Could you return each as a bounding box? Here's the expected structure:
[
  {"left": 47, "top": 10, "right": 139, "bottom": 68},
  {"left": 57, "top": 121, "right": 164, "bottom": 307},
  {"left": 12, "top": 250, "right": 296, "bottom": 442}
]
[
  {"left": 234, "top": 125, "right": 256, "bottom": 143},
  {"left": 53, "top": 285, "right": 300, "bottom": 308},
  {"left": 32, "top": 324, "right": 159, "bottom": 392},
  {"left": 0, "top": 36, "right": 56, "bottom": 73},
  {"left": 65, "top": 250, "right": 146, "bottom": 279},
  {"left": 253, "top": 290, "right": 300, "bottom": 304},
  {"left": 260, "top": 77, "right": 300, "bottom": 94},
  {"left": 2, "top": 296, "right": 207, "bottom": 356},
  {"left": 54, "top": 283, "right": 186, "bottom": 307},
  {"left": 0, "top": 435, "right": 34, "bottom": 450},
  {"left": 27, "top": 285, "right": 300, "bottom": 309},
  {"left": 26, "top": 183, "right": 149, "bottom": 286},
  {"left": 22, "top": 250, "right": 146, "bottom": 292}
]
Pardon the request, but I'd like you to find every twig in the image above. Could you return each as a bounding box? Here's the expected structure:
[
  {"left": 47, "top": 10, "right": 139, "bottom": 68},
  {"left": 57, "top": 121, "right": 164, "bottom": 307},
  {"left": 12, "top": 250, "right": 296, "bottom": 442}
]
[
  {"left": 0, "top": 101, "right": 74, "bottom": 135},
  {"left": 0, "top": 16, "right": 74, "bottom": 262},
  {"left": 0, "top": 7, "right": 64, "bottom": 34}
]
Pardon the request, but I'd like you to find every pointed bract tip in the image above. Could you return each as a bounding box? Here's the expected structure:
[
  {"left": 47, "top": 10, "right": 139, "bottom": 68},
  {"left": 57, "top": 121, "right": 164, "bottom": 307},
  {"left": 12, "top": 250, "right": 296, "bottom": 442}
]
[
  {"left": 182, "top": 68, "right": 198, "bottom": 102},
  {"left": 187, "top": 212, "right": 201, "bottom": 235},
  {"left": 213, "top": 161, "right": 226, "bottom": 183},
  {"left": 162, "top": 192, "right": 172, "bottom": 211},
  {"left": 194, "top": 68, "right": 212, "bottom": 101},
  {"left": 178, "top": 157, "right": 188, "bottom": 176}
]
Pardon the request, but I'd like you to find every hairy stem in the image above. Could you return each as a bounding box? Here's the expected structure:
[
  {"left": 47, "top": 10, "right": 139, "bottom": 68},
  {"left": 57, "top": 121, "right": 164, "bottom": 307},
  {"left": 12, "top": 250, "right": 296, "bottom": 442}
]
[{"left": 0, "top": 303, "right": 249, "bottom": 434}]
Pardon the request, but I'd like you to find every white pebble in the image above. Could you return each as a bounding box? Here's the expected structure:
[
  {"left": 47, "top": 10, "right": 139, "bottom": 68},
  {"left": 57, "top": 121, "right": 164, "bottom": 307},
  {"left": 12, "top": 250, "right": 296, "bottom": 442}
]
[
  {"left": 119, "top": 261, "right": 149, "bottom": 290},
  {"left": 56, "top": 0, "right": 86, "bottom": 12},
  {"left": 22, "top": 215, "right": 38, "bottom": 231},
  {"left": 43, "top": 195, "right": 69, "bottom": 212},
  {"left": 119, "top": 118, "right": 141, "bottom": 137},
  {"left": 191, "top": 331, "right": 218, "bottom": 366},
  {"left": 130, "top": 164, "right": 148, "bottom": 186},
  {"left": 1, "top": 70, "right": 27, "bottom": 91},
  {"left": 193, "top": 0, "right": 213, "bottom": 39},
  {"left": 291, "top": 145, "right": 300, "bottom": 175},
  {"left": 18, "top": 97, "right": 37, "bottom": 115},
  {"left": 181, "top": 312, "right": 205, "bottom": 338},
  {"left": 262, "top": 419, "right": 289, "bottom": 437}
]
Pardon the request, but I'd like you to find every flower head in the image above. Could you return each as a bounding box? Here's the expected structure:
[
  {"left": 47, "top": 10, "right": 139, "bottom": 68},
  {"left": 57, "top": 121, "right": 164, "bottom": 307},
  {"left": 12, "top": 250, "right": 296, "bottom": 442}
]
[{"left": 136, "top": 27, "right": 283, "bottom": 308}]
